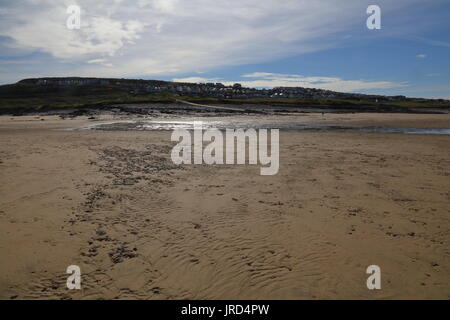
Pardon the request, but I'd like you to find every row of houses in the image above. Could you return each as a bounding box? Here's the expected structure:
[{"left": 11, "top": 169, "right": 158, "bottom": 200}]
[
  {"left": 21, "top": 77, "right": 413, "bottom": 102},
  {"left": 35, "top": 78, "right": 110, "bottom": 86}
]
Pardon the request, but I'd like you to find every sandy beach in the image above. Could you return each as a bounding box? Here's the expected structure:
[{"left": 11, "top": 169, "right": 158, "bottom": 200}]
[{"left": 0, "top": 113, "right": 449, "bottom": 299}]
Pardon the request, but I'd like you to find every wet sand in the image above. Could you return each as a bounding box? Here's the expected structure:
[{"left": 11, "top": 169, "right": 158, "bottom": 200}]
[{"left": 0, "top": 113, "right": 449, "bottom": 299}]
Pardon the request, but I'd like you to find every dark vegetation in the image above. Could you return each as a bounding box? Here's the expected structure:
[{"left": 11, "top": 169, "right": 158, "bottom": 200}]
[{"left": 1, "top": 79, "right": 449, "bottom": 115}]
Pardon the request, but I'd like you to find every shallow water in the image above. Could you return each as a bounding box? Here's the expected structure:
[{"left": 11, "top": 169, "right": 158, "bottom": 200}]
[{"left": 80, "top": 119, "right": 450, "bottom": 135}]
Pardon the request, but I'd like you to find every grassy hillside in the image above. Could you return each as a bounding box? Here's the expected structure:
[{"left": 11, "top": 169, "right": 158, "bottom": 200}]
[
  {"left": 0, "top": 82, "right": 139, "bottom": 111},
  {"left": 1, "top": 81, "right": 449, "bottom": 114}
]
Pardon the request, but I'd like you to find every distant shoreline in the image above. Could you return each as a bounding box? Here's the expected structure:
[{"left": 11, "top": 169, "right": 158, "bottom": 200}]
[
  {"left": 1, "top": 99, "right": 449, "bottom": 117},
  {"left": 1, "top": 77, "right": 450, "bottom": 115}
]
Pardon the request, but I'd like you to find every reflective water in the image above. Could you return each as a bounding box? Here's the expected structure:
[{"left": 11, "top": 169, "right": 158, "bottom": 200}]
[{"left": 81, "top": 119, "right": 450, "bottom": 135}]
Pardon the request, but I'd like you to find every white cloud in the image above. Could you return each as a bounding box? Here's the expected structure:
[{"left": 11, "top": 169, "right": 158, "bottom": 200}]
[
  {"left": 416, "top": 54, "right": 427, "bottom": 58},
  {"left": 87, "top": 58, "right": 113, "bottom": 67},
  {"left": 0, "top": 0, "right": 423, "bottom": 82},
  {"left": 87, "top": 58, "right": 106, "bottom": 64},
  {"left": 409, "top": 36, "right": 450, "bottom": 48},
  {"left": 173, "top": 76, "right": 222, "bottom": 83},
  {"left": 174, "top": 73, "right": 408, "bottom": 93},
  {"left": 4, "top": 6, "right": 145, "bottom": 59}
]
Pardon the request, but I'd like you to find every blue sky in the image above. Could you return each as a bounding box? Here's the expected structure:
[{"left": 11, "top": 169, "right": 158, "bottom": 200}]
[{"left": 0, "top": 0, "right": 449, "bottom": 98}]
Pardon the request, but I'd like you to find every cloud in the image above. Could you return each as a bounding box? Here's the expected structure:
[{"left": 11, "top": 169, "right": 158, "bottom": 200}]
[
  {"left": 173, "top": 72, "right": 408, "bottom": 93},
  {"left": 0, "top": 0, "right": 422, "bottom": 83},
  {"left": 3, "top": 6, "right": 145, "bottom": 59},
  {"left": 87, "top": 58, "right": 113, "bottom": 67},
  {"left": 173, "top": 76, "right": 222, "bottom": 84},
  {"left": 416, "top": 54, "right": 427, "bottom": 58},
  {"left": 409, "top": 36, "right": 450, "bottom": 48},
  {"left": 393, "top": 85, "right": 450, "bottom": 100}
]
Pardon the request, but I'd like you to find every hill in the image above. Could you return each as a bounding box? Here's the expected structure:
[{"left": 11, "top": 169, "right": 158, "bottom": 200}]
[{"left": 0, "top": 77, "right": 449, "bottom": 114}]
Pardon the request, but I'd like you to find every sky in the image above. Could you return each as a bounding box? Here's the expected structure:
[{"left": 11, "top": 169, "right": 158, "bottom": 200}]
[{"left": 0, "top": 0, "right": 449, "bottom": 98}]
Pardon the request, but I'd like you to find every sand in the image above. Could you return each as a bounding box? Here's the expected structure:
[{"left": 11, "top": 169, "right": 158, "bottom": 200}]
[{"left": 0, "top": 113, "right": 449, "bottom": 299}]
